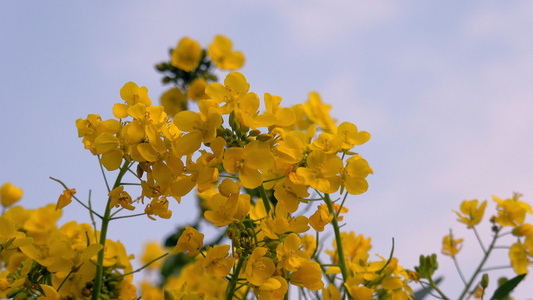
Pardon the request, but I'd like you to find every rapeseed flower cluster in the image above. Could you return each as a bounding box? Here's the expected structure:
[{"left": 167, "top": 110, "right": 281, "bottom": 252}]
[{"left": 1, "top": 35, "right": 530, "bottom": 300}]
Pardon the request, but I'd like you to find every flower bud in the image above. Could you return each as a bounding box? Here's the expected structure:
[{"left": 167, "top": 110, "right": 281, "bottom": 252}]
[
  {"left": 249, "top": 129, "right": 261, "bottom": 136},
  {"left": 512, "top": 224, "right": 533, "bottom": 236},
  {"left": 481, "top": 273, "right": 489, "bottom": 288},
  {"left": 256, "top": 134, "right": 272, "bottom": 141}
]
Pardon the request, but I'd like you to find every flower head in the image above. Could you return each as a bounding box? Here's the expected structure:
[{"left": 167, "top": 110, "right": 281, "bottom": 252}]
[
  {"left": 454, "top": 199, "right": 487, "bottom": 228},
  {"left": 0, "top": 183, "right": 23, "bottom": 207}
]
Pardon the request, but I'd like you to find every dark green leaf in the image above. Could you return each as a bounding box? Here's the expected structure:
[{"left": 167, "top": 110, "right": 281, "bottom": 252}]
[{"left": 490, "top": 274, "right": 526, "bottom": 300}]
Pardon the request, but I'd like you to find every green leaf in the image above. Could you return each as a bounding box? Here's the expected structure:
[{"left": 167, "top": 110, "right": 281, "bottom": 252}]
[{"left": 490, "top": 274, "right": 526, "bottom": 300}]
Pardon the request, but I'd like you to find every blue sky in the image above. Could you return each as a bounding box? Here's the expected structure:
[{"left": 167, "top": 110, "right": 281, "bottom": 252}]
[{"left": 2, "top": 1, "right": 533, "bottom": 298}]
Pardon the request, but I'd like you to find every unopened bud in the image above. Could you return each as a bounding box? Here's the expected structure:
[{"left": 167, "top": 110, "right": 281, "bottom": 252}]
[
  {"left": 247, "top": 228, "right": 255, "bottom": 237},
  {"left": 481, "top": 273, "right": 489, "bottom": 288},
  {"left": 249, "top": 129, "right": 261, "bottom": 136},
  {"left": 256, "top": 134, "right": 272, "bottom": 141},
  {"left": 512, "top": 224, "right": 533, "bottom": 236},
  {"left": 227, "top": 228, "right": 235, "bottom": 239}
]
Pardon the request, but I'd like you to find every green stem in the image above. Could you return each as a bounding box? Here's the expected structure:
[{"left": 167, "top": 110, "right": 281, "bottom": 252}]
[
  {"left": 122, "top": 253, "right": 169, "bottom": 277},
  {"left": 457, "top": 229, "right": 500, "bottom": 300},
  {"left": 91, "top": 160, "right": 130, "bottom": 300},
  {"left": 324, "top": 193, "right": 353, "bottom": 300},
  {"left": 49, "top": 177, "right": 102, "bottom": 219},
  {"left": 257, "top": 184, "right": 271, "bottom": 214},
  {"left": 225, "top": 255, "right": 245, "bottom": 300},
  {"left": 428, "top": 276, "right": 450, "bottom": 300}
]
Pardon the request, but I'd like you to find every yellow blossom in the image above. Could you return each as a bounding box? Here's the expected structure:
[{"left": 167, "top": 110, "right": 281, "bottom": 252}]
[
  {"left": 0, "top": 182, "right": 23, "bottom": 207},
  {"left": 244, "top": 247, "right": 276, "bottom": 287},
  {"left": 323, "top": 284, "right": 341, "bottom": 300},
  {"left": 441, "top": 234, "right": 463, "bottom": 257},
  {"left": 335, "top": 121, "right": 370, "bottom": 149},
  {"left": 141, "top": 242, "right": 166, "bottom": 270},
  {"left": 493, "top": 194, "right": 532, "bottom": 227},
  {"left": 345, "top": 277, "right": 374, "bottom": 300},
  {"left": 276, "top": 233, "right": 309, "bottom": 272},
  {"left": 302, "top": 92, "right": 337, "bottom": 133},
  {"left": 342, "top": 155, "right": 372, "bottom": 195},
  {"left": 309, "top": 204, "right": 333, "bottom": 232},
  {"left": 161, "top": 88, "right": 188, "bottom": 117},
  {"left": 187, "top": 78, "right": 210, "bottom": 101},
  {"left": 289, "top": 260, "right": 324, "bottom": 291},
  {"left": 174, "top": 226, "right": 204, "bottom": 257},
  {"left": 273, "top": 178, "right": 309, "bottom": 213},
  {"left": 223, "top": 141, "right": 274, "bottom": 189},
  {"left": 144, "top": 197, "right": 172, "bottom": 220},
  {"left": 257, "top": 276, "right": 288, "bottom": 300},
  {"left": 208, "top": 35, "right": 244, "bottom": 70},
  {"left": 509, "top": 241, "right": 529, "bottom": 274},
  {"left": 56, "top": 188, "right": 76, "bottom": 210},
  {"left": 108, "top": 186, "right": 135, "bottom": 211},
  {"left": 454, "top": 199, "right": 487, "bottom": 228},
  {"left": 171, "top": 37, "right": 202, "bottom": 72},
  {"left": 202, "top": 244, "right": 234, "bottom": 277},
  {"left": 296, "top": 149, "right": 343, "bottom": 193},
  {"left": 205, "top": 72, "right": 250, "bottom": 115}
]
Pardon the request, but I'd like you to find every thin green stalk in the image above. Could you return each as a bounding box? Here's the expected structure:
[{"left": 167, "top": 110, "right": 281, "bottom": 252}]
[
  {"left": 110, "top": 212, "right": 147, "bottom": 220},
  {"left": 257, "top": 184, "right": 271, "bottom": 214},
  {"left": 262, "top": 175, "right": 285, "bottom": 183},
  {"left": 324, "top": 193, "right": 353, "bottom": 300},
  {"left": 97, "top": 155, "right": 111, "bottom": 193},
  {"left": 457, "top": 229, "right": 500, "bottom": 300},
  {"left": 472, "top": 226, "right": 487, "bottom": 253},
  {"left": 335, "top": 191, "right": 349, "bottom": 219},
  {"left": 122, "top": 253, "right": 169, "bottom": 277},
  {"left": 91, "top": 160, "right": 130, "bottom": 300},
  {"left": 428, "top": 276, "right": 450, "bottom": 300},
  {"left": 449, "top": 230, "right": 467, "bottom": 286},
  {"left": 225, "top": 256, "right": 245, "bottom": 300},
  {"left": 49, "top": 177, "right": 102, "bottom": 219}
]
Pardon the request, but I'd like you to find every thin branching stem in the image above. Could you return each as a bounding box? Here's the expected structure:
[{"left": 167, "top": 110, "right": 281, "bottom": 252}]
[
  {"left": 258, "top": 184, "right": 271, "bottom": 214},
  {"left": 457, "top": 229, "right": 500, "bottom": 300},
  {"left": 49, "top": 177, "right": 103, "bottom": 219},
  {"left": 122, "top": 253, "right": 169, "bottom": 277},
  {"left": 97, "top": 155, "right": 111, "bottom": 193},
  {"left": 110, "top": 212, "right": 147, "bottom": 220},
  {"left": 449, "top": 230, "right": 467, "bottom": 286},
  {"left": 472, "top": 226, "right": 487, "bottom": 254}
]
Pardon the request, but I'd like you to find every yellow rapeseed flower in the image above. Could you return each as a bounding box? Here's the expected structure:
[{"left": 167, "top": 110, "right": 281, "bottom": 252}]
[
  {"left": 289, "top": 260, "right": 324, "bottom": 291},
  {"left": 187, "top": 78, "right": 210, "bottom": 101},
  {"left": 453, "top": 199, "right": 487, "bottom": 228},
  {"left": 493, "top": 194, "right": 532, "bottom": 227},
  {"left": 202, "top": 244, "right": 234, "bottom": 278},
  {"left": 244, "top": 247, "right": 276, "bottom": 287},
  {"left": 55, "top": 188, "right": 76, "bottom": 210},
  {"left": 441, "top": 234, "right": 463, "bottom": 257},
  {"left": 173, "top": 226, "right": 204, "bottom": 257},
  {"left": 141, "top": 242, "right": 166, "bottom": 270},
  {"left": 171, "top": 37, "right": 202, "bottom": 72},
  {"left": 208, "top": 35, "right": 244, "bottom": 70},
  {"left": 0, "top": 182, "right": 23, "bottom": 207},
  {"left": 509, "top": 241, "right": 529, "bottom": 274}
]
